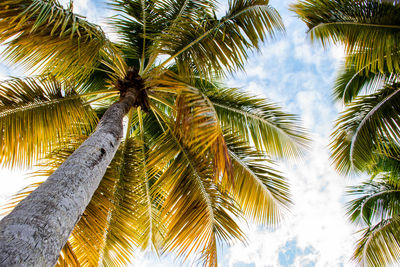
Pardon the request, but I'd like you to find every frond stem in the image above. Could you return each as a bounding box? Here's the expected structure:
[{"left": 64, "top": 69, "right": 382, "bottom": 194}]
[
  {"left": 212, "top": 102, "right": 299, "bottom": 143},
  {"left": 349, "top": 87, "right": 400, "bottom": 165},
  {"left": 150, "top": 105, "right": 215, "bottom": 220},
  {"left": 360, "top": 189, "right": 400, "bottom": 224},
  {"left": 139, "top": 0, "right": 147, "bottom": 75},
  {"left": 227, "top": 149, "right": 275, "bottom": 201},
  {"left": 97, "top": 109, "right": 134, "bottom": 265},
  {"left": 312, "top": 21, "right": 400, "bottom": 33},
  {"left": 138, "top": 107, "right": 153, "bottom": 248}
]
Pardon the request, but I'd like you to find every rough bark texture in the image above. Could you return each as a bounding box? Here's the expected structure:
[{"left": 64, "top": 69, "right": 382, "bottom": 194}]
[{"left": 0, "top": 87, "right": 138, "bottom": 266}]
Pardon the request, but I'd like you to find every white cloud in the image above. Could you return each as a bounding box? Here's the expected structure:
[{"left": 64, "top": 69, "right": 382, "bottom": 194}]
[{"left": 0, "top": 170, "right": 28, "bottom": 210}]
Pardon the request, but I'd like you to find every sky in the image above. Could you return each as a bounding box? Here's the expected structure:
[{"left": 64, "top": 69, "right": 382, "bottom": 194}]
[{"left": 0, "top": 0, "right": 365, "bottom": 266}]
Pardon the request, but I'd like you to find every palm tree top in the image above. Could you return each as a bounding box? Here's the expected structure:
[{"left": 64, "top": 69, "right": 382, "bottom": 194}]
[{"left": 0, "top": 0, "right": 309, "bottom": 266}]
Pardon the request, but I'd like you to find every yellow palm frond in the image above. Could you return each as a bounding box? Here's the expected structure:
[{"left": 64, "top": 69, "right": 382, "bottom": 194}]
[
  {"left": 148, "top": 130, "right": 244, "bottom": 266},
  {"left": 100, "top": 136, "right": 164, "bottom": 266},
  {"left": 0, "top": 76, "right": 97, "bottom": 168},
  {"left": 147, "top": 101, "right": 243, "bottom": 266},
  {"left": 223, "top": 132, "right": 291, "bottom": 225},
  {"left": 0, "top": 0, "right": 118, "bottom": 81}
]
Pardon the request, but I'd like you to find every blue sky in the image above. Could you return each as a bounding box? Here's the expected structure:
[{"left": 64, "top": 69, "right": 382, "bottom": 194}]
[{"left": 0, "top": 0, "right": 364, "bottom": 266}]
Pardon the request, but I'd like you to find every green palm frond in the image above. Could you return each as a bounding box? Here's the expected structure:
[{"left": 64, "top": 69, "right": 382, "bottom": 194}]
[
  {"left": 111, "top": 0, "right": 168, "bottom": 71},
  {"left": 155, "top": 0, "right": 284, "bottom": 78},
  {"left": 0, "top": 0, "right": 118, "bottom": 81},
  {"left": 353, "top": 216, "right": 400, "bottom": 267},
  {"left": 0, "top": 76, "right": 97, "bottom": 168},
  {"left": 113, "top": 0, "right": 283, "bottom": 79},
  {"left": 224, "top": 132, "right": 291, "bottom": 225},
  {"left": 345, "top": 150, "right": 400, "bottom": 266},
  {"left": 111, "top": 0, "right": 215, "bottom": 73},
  {"left": 330, "top": 83, "right": 400, "bottom": 174},
  {"left": 333, "top": 61, "right": 399, "bottom": 104},
  {"left": 347, "top": 179, "right": 400, "bottom": 226},
  {"left": 291, "top": 0, "right": 400, "bottom": 74},
  {"left": 200, "top": 84, "right": 308, "bottom": 158},
  {"left": 367, "top": 149, "right": 400, "bottom": 178}
]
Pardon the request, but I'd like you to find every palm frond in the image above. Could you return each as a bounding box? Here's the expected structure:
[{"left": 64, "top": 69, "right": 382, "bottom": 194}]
[
  {"left": 330, "top": 82, "right": 400, "bottom": 174},
  {"left": 155, "top": 0, "right": 284, "bottom": 78},
  {"left": 291, "top": 0, "right": 400, "bottom": 73},
  {"left": 223, "top": 132, "right": 291, "bottom": 225},
  {"left": 334, "top": 61, "right": 399, "bottom": 104},
  {"left": 149, "top": 130, "right": 244, "bottom": 266},
  {"left": 111, "top": 0, "right": 169, "bottom": 72},
  {"left": 367, "top": 149, "right": 400, "bottom": 178},
  {"left": 0, "top": 0, "right": 117, "bottom": 81},
  {"left": 111, "top": 0, "right": 215, "bottom": 74},
  {"left": 147, "top": 102, "right": 244, "bottom": 266},
  {"left": 100, "top": 137, "right": 163, "bottom": 266},
  {"left": 353, "top": 216, "right": 400, "bottom": 267},
  {"left": 201, "top": 84, "right": 309, "bottom": 158},
  {"left": 0, "top": 76, "right": 98, "bottom": 168},
  {"left": 347, "top": 179, "right": 400, "bottom": 226}
]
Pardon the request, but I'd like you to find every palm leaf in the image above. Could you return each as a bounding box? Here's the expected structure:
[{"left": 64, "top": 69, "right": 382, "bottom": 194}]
[
  {"left": 148, "top": 129, "right": 244, "bottom": 266},
  {"left": 330, "top": 82, "right": 400, "bottom": 174},
  {"left": 333, "top": 61, "right": 399, "bottom": 104},
  {"left": 347, "top": 179, "right": 400, "bottom": 226},
  {"left": 0, "top": 0, "right": 117, "bottom": 81},
  {"left": 353, "top": 216, "right": 400, "bottom": 267},
  {"left": 111, "top": 0, "right": 215, "bottom": 74},
  {"left": 201, "top": 84, "right": 308, "bottom": 158},
  {"left": 154, "top": 0, "right": 284, "bottom": 78},
  {"left": 223, "top": 132, "right": 291, "bottom": 225},
  {"left": 291, "top": 0, "right": 400, "bottom": 74},
  {"left": 147, "top": 101, "right": 243, "bottom": 266},
  {"left": 0, "top": 76, "right": 98, "bottom": 168},
  {"left": 99, "top": 136, "right": 164, "bottom": 266},
  {"left": 368, "top": 149, "right": 400, "bottom": 178}
]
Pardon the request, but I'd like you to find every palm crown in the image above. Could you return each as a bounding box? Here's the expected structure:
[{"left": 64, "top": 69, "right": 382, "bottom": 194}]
[{"left": 0, "top": 0, "right": 308, "bottom": 266}]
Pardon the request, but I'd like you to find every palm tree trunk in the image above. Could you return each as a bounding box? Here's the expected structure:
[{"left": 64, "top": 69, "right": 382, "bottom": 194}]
[{"left": 0, "top": 89, "right": 137, "bottom": 266}]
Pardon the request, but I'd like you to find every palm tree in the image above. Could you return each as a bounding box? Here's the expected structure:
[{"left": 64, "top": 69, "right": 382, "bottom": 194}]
[
  {"left": 0, "top": 0, "right": 308, "bottom": 266},
  {"left": 291, "top": 0, "right": 400, "bottom": 174}
]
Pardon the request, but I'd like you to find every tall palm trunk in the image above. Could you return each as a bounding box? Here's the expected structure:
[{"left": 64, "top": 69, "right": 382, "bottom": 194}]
[{"left": 0, "top": 84, "right": 139, "bottom": 266}]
